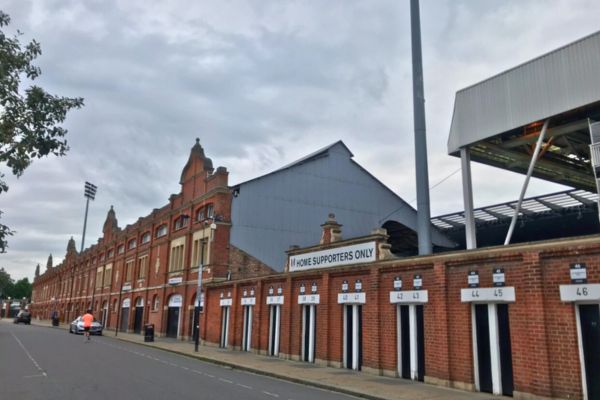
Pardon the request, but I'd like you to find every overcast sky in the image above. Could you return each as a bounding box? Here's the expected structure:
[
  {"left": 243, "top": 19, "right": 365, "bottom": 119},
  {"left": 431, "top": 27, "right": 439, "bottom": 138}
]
[{"left": 2, "top": 0, "right": 599, "bottom": 281}]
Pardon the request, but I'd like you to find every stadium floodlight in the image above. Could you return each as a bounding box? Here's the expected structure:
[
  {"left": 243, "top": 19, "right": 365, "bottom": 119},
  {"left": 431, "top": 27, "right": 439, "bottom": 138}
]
[
  {"left": 81, "top": 181, "right": 98, "bottom": 253},
  {"left": 84, "top": 181, "right": 97, "bottom": 201}
]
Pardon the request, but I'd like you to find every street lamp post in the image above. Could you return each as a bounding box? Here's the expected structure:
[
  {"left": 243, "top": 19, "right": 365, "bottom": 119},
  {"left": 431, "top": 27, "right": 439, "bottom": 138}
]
[{"left": 194, "top": 221, "right": 217, "bottom": 352}]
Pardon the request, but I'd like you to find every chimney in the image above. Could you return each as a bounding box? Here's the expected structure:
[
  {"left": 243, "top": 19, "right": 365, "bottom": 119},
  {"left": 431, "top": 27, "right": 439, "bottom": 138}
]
[{"left": 320, "top": 213, "right": 342, "bottom": 245}]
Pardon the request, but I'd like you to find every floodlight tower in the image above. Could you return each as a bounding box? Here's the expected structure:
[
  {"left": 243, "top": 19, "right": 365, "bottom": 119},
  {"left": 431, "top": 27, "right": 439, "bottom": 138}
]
[{"left": 81, "top": 181, "right": 97, "bottom": 253}]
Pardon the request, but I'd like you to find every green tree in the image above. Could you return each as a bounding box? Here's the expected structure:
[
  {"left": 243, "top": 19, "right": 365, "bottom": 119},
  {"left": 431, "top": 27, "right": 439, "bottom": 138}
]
[
  {"left": 0, "top": 267, "right": 14, "bottom": 299},
  {"left": 11, "top": 277, "right": 32, "bottom": 300},
  {"left": 0, "top": 10, "right": 84, "bottom": 252}
]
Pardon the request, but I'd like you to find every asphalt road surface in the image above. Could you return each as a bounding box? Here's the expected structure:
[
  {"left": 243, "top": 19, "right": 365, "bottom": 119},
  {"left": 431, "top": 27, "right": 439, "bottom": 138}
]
[{"left": 0, "top": 322, "right": 357, "bottom": 400}]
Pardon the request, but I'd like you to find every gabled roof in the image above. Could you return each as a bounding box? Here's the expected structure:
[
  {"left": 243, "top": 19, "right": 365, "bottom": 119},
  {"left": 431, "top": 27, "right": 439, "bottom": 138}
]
[{"left": 232, "top": 140, "right": 353, "bottom": 187}]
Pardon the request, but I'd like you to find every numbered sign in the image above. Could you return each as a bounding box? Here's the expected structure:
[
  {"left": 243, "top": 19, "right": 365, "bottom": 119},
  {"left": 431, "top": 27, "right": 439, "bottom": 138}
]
[
  {"left": 460, "top": 287, "right": 515, "bottom": 303},
  {"left": 389, "top": 290, "right": 428, "bottom": 304},
  {"left": 220, "top": 298, "right": 233, "bottom": 306},
  {"left": 241, "top": 297, "right": 256, "bottom": 306},
  {"left": 298, "top": 294, "right": 320, "bottom": 304},
  {"left": 337, "top": 292, "right": 366, "bottom": 304},
  {"left": 266, "top": 295, "right": 284, "bottom": 305},
  {"left": 559, "top": 284, "right": 600, "bottom": 302}
]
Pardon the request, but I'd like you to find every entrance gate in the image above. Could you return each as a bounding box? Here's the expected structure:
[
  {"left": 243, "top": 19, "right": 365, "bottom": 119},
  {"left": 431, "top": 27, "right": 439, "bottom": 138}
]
[{"left": 166, "top": 294, "right": 182, "bottom": 338}]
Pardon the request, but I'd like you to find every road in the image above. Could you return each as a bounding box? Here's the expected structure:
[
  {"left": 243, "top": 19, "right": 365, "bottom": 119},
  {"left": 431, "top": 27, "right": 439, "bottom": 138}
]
[{"left": 0, "top": 322, "right": 357, "bottom": 400}]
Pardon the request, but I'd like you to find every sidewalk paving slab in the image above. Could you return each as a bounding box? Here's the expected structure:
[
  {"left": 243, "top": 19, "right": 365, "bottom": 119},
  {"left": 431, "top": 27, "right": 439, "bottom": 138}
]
[{"left": 16, "top": 319, "right": 498, "bottom": 400}]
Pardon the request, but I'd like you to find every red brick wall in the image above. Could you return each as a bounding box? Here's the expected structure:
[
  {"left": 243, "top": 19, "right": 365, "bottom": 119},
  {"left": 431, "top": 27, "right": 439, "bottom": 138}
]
[{"left": 198, "top": 238, "right": 600, "bottom": 399}]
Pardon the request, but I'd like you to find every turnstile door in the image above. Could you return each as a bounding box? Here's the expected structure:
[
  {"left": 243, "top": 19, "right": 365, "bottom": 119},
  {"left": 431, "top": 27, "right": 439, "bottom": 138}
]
[
  {"left": 474, "top": 304, "right": 493, "bottom": 393},
  {"left": 497, "top": 304, "right": 514, "bottom": 396},
  {"left": 579, "top": 304, "right": 600, "bottom": 400},
  {"left": 220, "top": 307, "right": 230, "bottom": 348},
  {"left": 133, "top": 306, "right": 144, "bottom": 334},
  {"left": 399, "top": 305, "right": 411, "bottom": 379},
  {"left": 120, "top": 308, "right": 130, "bottom": 332},
  {"left": 242, "top": 305, "right": 253, "bottom": 351},
  {"left": 416, "top": 305, "right": 425, "bottom": 382},
  {"left": 302, "top": 305, "right": 316, "bottom": 362},
  {"left": 344, "top": 305, "right": 362, "bottom": 371},
  {"left": 166, "top": 307, "right": 180, "bottom": 338}
]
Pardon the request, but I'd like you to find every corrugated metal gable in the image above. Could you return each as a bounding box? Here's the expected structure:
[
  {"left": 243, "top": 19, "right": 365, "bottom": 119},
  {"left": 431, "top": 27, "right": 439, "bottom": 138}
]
[{"left": 231, "top": 143, "right": 450, "bottom": 271}]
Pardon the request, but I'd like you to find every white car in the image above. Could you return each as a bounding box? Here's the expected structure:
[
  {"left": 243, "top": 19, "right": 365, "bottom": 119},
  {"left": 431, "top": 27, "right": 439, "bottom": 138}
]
[{"left": 69, "top": 316, "right": 103, "bottom": 335}]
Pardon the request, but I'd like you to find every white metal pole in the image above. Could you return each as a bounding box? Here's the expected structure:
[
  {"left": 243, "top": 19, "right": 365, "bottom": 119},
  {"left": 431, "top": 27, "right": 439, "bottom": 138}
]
[
  {"left": 461, "top": 148, "right": 477, "bottom": 249},
  {"left": 505, "top": 119, "right": 550, "bottom": 245}
]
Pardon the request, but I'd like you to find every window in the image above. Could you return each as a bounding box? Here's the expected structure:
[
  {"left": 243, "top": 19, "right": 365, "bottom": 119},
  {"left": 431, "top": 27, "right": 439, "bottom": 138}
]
[
  {"left": 192, "top": 236, "right": 208, "bottom": 268},
  {"left": 95, "top": 267, "right": 103, "bottom": 289},
  {"left": 128, "top": 239, "right": 137, "bottom": 250},
  {"left": 107, "top": 249, "right": 114, "bottom": 258},
  {"left": 117, "top": 245, "right": 125, "bottom": 254},
  {"left": 141, "top": 232, "right": 151, "bottom": 244},
  {"left": 174, "top": 215, "right": 189, "bottom": 230},
  {"left": 152, "top": 295, "right": 160, "bottom": 311},
  {"left": 137, "top": 255, "right": 148, "bottom": 279},
  {"left": 169, "top": 236, "right": 186, "bottom": 272},
  {"left": 100, "top": 253, "right": 105, "bottom": 262},
  {"left": 196, "top": 207, "right": 204, "bottom": 222},
  {"left": 169, "top": 245, "right": 185, "bottom": 272},
  {"left": 125, "top": 260, "right": 134, "bottom": 282},
  {"left": 196, "top": 204, "right": 214, "bottom": 222},
  {"left": 156, "top": 224, "right": 167, "bottom": 238},
  {"left": 103, "top": 264, "right": 113, "bottom": 287},
  {"left": 112, "top": 298, "right": 118, "bottom": 312}
]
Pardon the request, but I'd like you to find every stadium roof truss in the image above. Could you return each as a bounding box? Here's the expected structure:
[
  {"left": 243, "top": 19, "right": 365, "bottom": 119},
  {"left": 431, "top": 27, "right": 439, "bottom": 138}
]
[{"left": 447, "top": 31, "right": 600, "bottom": 247}]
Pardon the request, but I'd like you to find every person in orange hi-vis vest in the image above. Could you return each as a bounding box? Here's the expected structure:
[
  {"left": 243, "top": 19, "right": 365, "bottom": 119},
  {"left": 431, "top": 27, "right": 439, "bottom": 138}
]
[{"left": 82, "top": 309, "right": 94, "bottom": 342}]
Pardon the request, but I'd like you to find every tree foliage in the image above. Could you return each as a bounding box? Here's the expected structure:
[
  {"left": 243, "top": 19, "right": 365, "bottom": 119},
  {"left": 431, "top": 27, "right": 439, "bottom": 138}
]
[
  {"left": 0, "top": 268, "right": 32, "bottom": 300},
  {"left": 0, "top": 11, "right": 84, "bottom": 253}
]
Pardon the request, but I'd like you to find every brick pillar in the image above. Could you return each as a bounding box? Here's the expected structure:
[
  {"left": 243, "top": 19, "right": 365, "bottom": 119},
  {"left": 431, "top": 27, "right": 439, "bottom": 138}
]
[
  {"left": 281, "top": 275, "right": 293, "bottom": 358},
  {"left": 365, "top": 267, "right": 382, "bottom": 374},
  {"left": 426, "top": 261, "right": 451, "bottom": 385},
  {"left": 254, "top": 280, "right": 262, "bottom": 352},
  {"left": 230, "top": 283, "right": 240, "bottom": 349},
  {"left": 511, "top": 251, "right": 553, "bottom": 397},
  {"left": 320, "top": 272, "right": 331, "bottom": 364}
]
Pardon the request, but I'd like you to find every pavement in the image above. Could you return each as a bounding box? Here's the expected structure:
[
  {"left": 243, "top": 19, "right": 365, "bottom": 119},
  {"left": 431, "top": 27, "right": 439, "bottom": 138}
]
[{"left": 17, "top": 318, "right": 497, "bottom": 400}]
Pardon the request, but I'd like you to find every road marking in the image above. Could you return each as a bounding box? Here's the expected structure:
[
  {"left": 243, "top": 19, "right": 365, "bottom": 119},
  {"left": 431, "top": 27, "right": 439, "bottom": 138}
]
[
  {"left": 23, "top": 374, "right": 46, "bottom": 379},
  {"left": 205, "top": 373, "right": 215, "bottom": 378},
  {"left": 219, "top": 378, "right": 233, "bottom": 384},
  {"left": 237, "top": 383, "right": 253, "bottom": 389},
  {"left": 192, "top": 370, "right": 203, "bottom": 374},
  {"left": 262, "top": 390, "right": 279, "bottom": 397},
  {"left": 11, "top": 332, "right": 47, "bottom": 377},
  {"left": 181, "top": 366, "right": 189, "bottom": 371}
]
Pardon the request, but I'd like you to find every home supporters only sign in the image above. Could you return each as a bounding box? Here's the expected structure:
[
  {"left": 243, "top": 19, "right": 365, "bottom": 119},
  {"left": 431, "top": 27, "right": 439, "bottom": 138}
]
[{"left": 289, "top": 242, "right": 376, "bottom": 272}]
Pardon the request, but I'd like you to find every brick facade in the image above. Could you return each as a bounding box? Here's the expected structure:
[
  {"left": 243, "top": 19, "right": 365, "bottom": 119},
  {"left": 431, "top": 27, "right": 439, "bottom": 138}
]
[
  {"left": 29, "top": 140, "right": 599, "bottom": 399},
  {"left": 199, "top": 234, "right": 599, "bottom": 400}
]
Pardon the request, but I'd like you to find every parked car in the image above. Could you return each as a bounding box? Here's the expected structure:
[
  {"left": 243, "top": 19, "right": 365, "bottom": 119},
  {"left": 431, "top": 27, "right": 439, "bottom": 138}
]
[
  {"left": 69, "top": 316, "right": 103, "bottom": 335},
  {"left": 13, "top": 310, "right": 31, "bottom": 325}
]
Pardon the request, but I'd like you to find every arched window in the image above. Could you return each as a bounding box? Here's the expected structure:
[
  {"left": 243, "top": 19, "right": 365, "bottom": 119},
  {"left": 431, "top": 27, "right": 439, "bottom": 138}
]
[
  {"left": 156, "top": 224, "right": 167, "bottom": 238},
  {"left": 117, "top": 244, "right": 125, "bottom": 254},
  {"left": 174, "top": 215, "right": 189, "bottom": 230},
  {"left": 152, "top": 295, "right": 160, "bottom": 311},
  {"left": 128, "top": 238, "right": 137, "bottom": 250},
  {"left": 112, "top": 298, "right": 118, "bottom": 312},
  {"left": 141, "top": 232, "right": 151, "bottom": 244}
]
